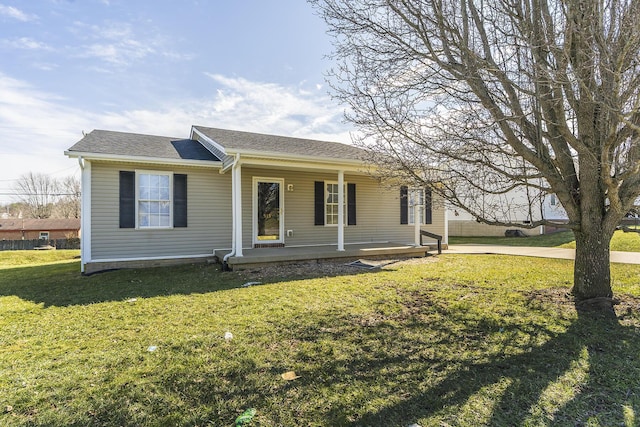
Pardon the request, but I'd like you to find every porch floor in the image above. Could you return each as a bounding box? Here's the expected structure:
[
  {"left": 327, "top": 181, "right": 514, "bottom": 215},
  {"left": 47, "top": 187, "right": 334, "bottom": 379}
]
[{"left": 215, "top": 242, "right": 436, "bottom": 269}]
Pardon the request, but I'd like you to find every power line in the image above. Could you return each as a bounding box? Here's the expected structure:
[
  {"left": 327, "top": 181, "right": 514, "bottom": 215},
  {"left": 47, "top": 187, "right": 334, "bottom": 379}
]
[{"left": 0, "top": 193, "right": 79, "bottom": 196}]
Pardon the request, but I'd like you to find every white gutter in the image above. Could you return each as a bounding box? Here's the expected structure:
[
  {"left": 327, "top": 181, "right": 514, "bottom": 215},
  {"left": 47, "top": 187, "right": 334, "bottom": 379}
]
[
  {"left": 223, "top": 153, "right": 242, "bottom": 268},
  {"left": 64, "top": 151, "right": 222, "bottom": 168},
  {"left": 78, "top": 156, "right": 92, "bottom": 273}
]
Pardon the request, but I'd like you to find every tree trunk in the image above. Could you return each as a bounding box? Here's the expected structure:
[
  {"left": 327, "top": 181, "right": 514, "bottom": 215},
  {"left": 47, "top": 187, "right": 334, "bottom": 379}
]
[{"left": 571, "top": 229, "right": 614, "bottom": 307}]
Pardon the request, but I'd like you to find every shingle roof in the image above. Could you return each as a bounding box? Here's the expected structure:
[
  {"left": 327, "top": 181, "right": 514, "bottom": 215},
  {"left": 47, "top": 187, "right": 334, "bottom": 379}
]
[
  {"left": 0, "top": 218, "right": 80, "bottom": 231},
  {"left": 67, "top": 130, "right": 220, "bottom": 161},
  {"left": 193, "top": 126, "right": 365, "bottom": 161}
]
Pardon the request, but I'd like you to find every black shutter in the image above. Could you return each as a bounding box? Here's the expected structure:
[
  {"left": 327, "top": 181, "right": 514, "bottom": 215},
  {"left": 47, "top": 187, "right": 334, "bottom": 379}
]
[
  {"left": 314, "top": 181, "right": 325, "bottom": 226},
  {"left": 425, "top": 188, "right": 432, "bottom": 225},
  {"left": 347, "top": 183, "right": 356, "bottom": 225},
  {"left": 174, "top": 174, "right": 187, "bottom": 227},
  {"left": 119, "top": 171, "right": 135, "bottom": 228},
  {"left": 400, "top": 186, "right": 408, "bottom": 225}
]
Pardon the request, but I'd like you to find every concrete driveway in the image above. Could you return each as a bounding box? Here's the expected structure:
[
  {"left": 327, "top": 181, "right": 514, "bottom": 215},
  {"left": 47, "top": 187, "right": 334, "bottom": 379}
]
[{"left": 445, "top": 245, "right": 640, "bottom": 265}]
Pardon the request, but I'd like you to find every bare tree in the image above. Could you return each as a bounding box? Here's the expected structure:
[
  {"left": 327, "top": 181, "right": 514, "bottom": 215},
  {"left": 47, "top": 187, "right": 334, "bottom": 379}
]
[
  {"left": 312, "top": 0, "right": 640, "bottom": 309},
  {"left": 54, "top": 176, "right": 81, "bottom": 219},
  {"left": 13, "top": 172, "right": 58, "bottom": 219}
]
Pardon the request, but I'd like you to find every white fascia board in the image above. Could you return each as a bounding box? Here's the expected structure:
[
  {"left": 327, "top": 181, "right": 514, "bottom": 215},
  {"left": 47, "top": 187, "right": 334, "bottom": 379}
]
[
  {"left": 190, "top": 127, "right": 227, "bottom": 159},
  {"left": 226, "top": 148, "right": 365, "bottom": 167},
  {"left": 239, "top": 157, "right": 368, "bottom": 173},
  {"left": 220, "top": 155, "right": 236, "bottom": 173},
  {"left": 218, "top": 154, "right": 368, "bottom": 174},
  {"left": 64, "top": 151, "right": 222, "bottom": 168}
]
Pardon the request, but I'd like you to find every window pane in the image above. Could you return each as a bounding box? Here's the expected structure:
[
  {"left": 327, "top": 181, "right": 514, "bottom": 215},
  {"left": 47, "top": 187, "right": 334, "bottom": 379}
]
[
  {"left": 139, "top": 186, "right": 150, "bottom": 200},
  {"left": 159, "top": 214, "right": 171, "bottom": 227},
  {"left": 159, "top": 186, "right": 170, "bottom": 200},
  {"left": 137, "top": 173, "right": 172, "bottom": 227}
]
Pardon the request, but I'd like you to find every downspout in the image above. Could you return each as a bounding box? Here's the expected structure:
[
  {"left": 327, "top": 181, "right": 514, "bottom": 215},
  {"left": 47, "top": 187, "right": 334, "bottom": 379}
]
[
  {"left": 222, "top": 154, "right": 241, "bottom": 270},
  {"left": 77, "top": 156, "right": 87, "bottom": 273}
]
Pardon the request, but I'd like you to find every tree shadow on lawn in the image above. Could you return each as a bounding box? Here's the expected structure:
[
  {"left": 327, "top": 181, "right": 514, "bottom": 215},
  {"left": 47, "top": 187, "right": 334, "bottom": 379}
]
[
  {"left": 338, "top": 296, "right": 640, "bottom": 426},
  {"left": 0, "top": 258, "right": 388, "bottom": 307},
  {"left": 120, "top": 287, "right": 638, "bottom": 426}
]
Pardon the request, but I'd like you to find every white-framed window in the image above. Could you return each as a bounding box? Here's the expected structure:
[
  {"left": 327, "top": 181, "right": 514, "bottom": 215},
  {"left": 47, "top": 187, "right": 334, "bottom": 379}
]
[
  {"left": 39, "top": 231, "right": 49, "bottom": 240},
  {"left": 550, "top": 194, "right": 557, "bottom": 206},
  {"left": 325, "top": 181, "right": 348, "bottom": 226},
  {"left": 136, "top": 171, "right": 172, "bottom": 228},
  {"left": 408, "top": 188, "right": 425, "bottom": 225}
]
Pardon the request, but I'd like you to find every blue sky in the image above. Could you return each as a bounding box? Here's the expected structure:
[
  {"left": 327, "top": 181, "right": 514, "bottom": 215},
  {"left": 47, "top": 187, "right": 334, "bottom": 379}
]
[{"left": 0, "top": 0, "right": 351, "bottom": 204}]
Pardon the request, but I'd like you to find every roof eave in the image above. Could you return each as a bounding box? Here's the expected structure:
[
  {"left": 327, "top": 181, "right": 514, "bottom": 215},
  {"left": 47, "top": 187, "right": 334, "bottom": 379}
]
[
  {"left": 64, "top": 151, "right": 222, "bottom": 168},
  {"left": 225, "top": 148, "right": 366, "bottom": 167}
]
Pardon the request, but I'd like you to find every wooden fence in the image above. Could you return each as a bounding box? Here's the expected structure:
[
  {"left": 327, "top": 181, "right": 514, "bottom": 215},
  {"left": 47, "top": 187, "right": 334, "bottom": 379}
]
[{"left": 0, "top": 238, "right": 81, "bottom": 251}]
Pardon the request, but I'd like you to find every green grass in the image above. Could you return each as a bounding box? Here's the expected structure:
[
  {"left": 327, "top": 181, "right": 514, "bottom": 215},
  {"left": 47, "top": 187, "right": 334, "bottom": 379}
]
[
  {"left": 0, "top": 249, "right": 81, "bottom": 267},
  {"left": 451, "top": 229, "right": 640, "bottom": 252},
  {"left": 1, "top": 251, "right": 640, "bottom": 426}
]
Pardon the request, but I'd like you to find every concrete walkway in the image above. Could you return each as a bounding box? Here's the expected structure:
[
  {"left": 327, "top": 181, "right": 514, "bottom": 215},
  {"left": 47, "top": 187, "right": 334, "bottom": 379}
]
[{"left": 445, "top": 244, "right": 640, "bottom": 265}]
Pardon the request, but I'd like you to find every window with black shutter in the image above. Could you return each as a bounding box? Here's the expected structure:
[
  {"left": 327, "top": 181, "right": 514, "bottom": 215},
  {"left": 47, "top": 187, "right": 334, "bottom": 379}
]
[
  {"left": 315, "top": 180, "right": 356, "bottom": 226},
  {"left": 401, "top": 186, "right": 432, "bottom": 225},
  {"left": 119, "top": 171, "right": 188, "bottom": 229}
]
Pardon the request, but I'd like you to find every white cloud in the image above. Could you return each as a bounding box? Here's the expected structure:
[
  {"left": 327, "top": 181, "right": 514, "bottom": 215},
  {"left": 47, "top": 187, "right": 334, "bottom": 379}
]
[
  {"left": 72, "top": 21, "right": 192, "bottom": 68},
  {"left": 201, "top": 73, "right": 351, "bottom": 142},
  {"left": 0, "top": 72, "right": 353, "bottom": 203},
  {"left": 0, "top": 4, "right": 36, "bottom": 22},
  {"left": 2, "top": 37, "right": 52, "bottom": 50}
]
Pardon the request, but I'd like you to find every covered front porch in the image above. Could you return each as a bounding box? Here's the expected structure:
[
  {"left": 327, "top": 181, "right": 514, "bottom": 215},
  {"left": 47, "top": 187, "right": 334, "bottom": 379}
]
[{"left": 215, "top": 241, "right": 442, "bottom": 270}]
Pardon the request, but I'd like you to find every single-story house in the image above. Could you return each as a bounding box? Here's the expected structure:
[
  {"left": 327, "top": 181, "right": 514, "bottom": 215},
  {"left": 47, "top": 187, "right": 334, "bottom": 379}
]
[
  {"left": 448, "top": 190, "right": 569, "bottom": 237},
  {"left": 0, "top": 218, "right": 81, "bottom": 241},
  {"left": 65, "top": 126, "right": 447, "bottom": 274}
]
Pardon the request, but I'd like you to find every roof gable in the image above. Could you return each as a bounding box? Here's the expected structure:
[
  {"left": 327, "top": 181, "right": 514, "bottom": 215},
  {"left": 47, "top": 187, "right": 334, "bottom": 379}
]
[
  {"left": 67, "top": 130, "right": 220, "bottom": 162},
  {"left": 193, "top": 126, "right": 365, "bottom": 162}
]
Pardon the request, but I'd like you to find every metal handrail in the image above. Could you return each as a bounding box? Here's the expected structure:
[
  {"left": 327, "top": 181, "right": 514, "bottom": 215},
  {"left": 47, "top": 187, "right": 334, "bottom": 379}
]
[{"left": 420, "top": 230, "right": 442, "bottom": 254}]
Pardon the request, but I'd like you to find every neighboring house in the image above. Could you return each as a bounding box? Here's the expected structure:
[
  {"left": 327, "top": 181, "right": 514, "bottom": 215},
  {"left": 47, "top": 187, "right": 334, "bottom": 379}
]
[
  {"left": 0, "top": 218, "right": 81, "bottom": 240},
  {"left": 448, "top": 189, "right": 569, "bottom": 237},
  {"left": 65, "top": 126, "right": 447, "bottom": 274}
]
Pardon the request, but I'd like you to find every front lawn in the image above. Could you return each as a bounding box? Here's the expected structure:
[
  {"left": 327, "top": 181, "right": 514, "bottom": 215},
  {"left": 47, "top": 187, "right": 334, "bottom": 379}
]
[
  {"left": 1, "top": 251, "right": 639, "bottom": 426},
  {"left": 450, "top": 229, "right": 640, "bottom": 252}
]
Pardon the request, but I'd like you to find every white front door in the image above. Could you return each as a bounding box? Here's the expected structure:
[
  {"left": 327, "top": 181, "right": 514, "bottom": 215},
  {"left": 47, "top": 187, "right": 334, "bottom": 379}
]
[{"left": 253, "top": 177, "right": 284, "bottom": 245}]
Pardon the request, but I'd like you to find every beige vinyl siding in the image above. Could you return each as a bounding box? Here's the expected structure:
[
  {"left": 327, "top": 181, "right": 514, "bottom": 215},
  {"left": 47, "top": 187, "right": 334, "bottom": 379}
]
[
  {"left": 239, "top": 168, "right": 445, "bottom": 248},
  {"left": 90, "top": 161, "right": 231, "bottom": 260}
]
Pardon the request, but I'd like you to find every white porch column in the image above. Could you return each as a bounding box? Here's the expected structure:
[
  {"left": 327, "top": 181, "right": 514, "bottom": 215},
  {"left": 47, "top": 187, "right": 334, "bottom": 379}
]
[
  {"left": 80, "top": 158, "right": 91, "bottom": 273},
  {"left": 234, "top": 161, "right": 243, "bottom": 257},
  {"left": 414, "top": 201, "right": 421, "bottom": 246},
  {"left": 337, "top": 170, "right": 345, "bottom": 251},
  {"left": 443, "top": 206, "right": 449, "bottom": 245}
]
